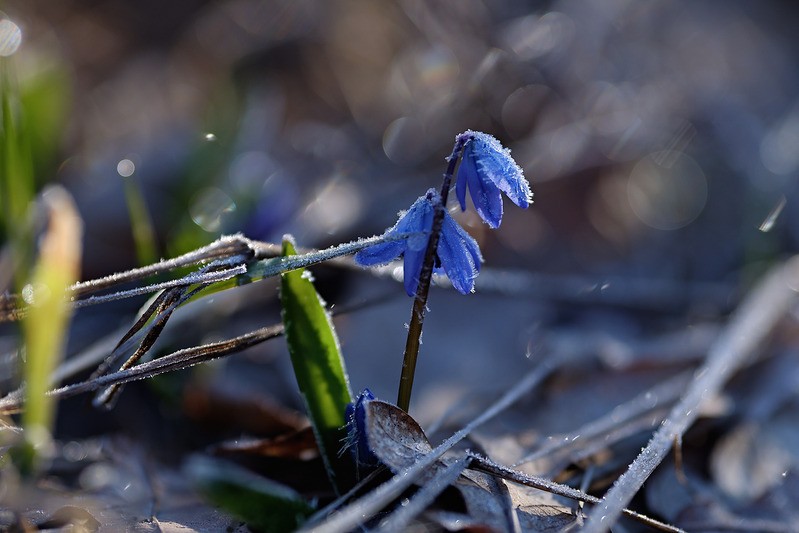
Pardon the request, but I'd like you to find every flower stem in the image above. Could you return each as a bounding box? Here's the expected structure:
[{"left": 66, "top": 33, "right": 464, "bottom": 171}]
[{"left": 397, "top": 136, "right": 468, "bottom": 412}]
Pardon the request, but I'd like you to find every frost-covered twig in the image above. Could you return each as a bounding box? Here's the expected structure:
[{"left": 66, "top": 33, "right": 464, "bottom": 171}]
[
  {"left": 0, "top": 323, "right": 285, "bottom": 414},
  {"left": 0, "top": 232, "right": 415, "bottom": 322},
  {"left": 374, "top": 456, "right": 471, "bottom": 532},
  {"left": 91, "top": 284, "right": 209, "bottom": 408},
  {"left": 70, "top": 234, "right": 257, "bottom": 297},
  {"left": 73, "top": 259, "right": 248, "bottom": 308},
  {"left": 0, "top": 289, "right": 396, "bottom": 414},
  {"left": 582, "top": 256, "right": 799, "bottom": 533},
  {"left": 469, "top": 454, "right": 684, "bottom": 533},
  {"left": 514, "top": 370, "right": 692, "bottom": 469}
]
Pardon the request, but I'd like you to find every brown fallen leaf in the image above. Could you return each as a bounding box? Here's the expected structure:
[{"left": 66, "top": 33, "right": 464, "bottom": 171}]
[
  {"left": 213, "top": 426, "right": 319, "bottom": 461},
  {"left": 183, "top": 386, "right": 308, "bottom": 437}
]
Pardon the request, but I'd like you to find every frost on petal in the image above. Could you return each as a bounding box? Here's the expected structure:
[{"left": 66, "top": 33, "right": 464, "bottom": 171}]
[
  {"left": 469, "top": 162, "right": 503, "bottom": 228},
  {"left": 354, "top": 239, "right": 405, "bottom": 266},
  {"left": 471, "top": 131, "right": 532, "bottom": 209},
  {"left": 354, "top": 197, "right": 428, "bottom": 266},
  {"left": 476, "top": 154, "right": 531, "bottom": 209},
  {"left": 402, "top": 194, "right": 435, "bottom": 296},
  {"left": 354, "top": 191, "right": 438, "bottom": 297},
  {"left": 403, "top": 247, "right": 426, "bottom": 296},
  {"left": 458, "top": 149, "right": 502, "bottom": 228},
  {"left": 437, "top": 213, "right": 482, "bottom": 294},
  {"left": 457, "top": 226, "right": 483, "bottom": 273},
  {"left": 404, "top": 195, "right": 434, "bottom": 252}
]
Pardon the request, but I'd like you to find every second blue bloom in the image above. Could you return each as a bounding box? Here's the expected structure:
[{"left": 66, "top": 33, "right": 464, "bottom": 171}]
[{"left": 355, "top": 189, "right": 482, "bottom": 296}]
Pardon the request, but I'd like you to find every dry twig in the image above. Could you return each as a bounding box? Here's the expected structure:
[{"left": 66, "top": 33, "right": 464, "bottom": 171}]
[{"left": 582, "top": 256, "right": 799, "bottom": 532}]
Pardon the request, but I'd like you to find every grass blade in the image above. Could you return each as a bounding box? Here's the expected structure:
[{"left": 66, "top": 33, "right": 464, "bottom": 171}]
[
  {"left": 123, "top": 173, "right": 159, "bottom": 266},
  {"left": 19, "top": 187, "right": 82, "bottom": 472},
  {"left": 1, "top": 58, "right": 35, "bottom": 287},
  {"left": 280, "top": 236, "right": 353, "bottom": 492}
]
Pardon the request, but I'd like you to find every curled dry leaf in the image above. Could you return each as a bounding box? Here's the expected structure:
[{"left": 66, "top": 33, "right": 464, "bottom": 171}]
[
  {"left": 363, "top": 399, "right": 437, "bottom": 473},
  {"left": 363, "top": 400, "right": 575, "bottom": 531}
]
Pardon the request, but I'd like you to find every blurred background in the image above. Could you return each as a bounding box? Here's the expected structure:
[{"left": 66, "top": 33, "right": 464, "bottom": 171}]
[
  {"left": 2, "top": 0, "right": 799, "bottom": 453},
  {"left": 4, "top": 0, "right": 797, "bottom": 278}
]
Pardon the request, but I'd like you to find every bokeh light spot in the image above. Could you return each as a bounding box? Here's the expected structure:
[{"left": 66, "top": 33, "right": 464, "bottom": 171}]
[
  {"left": 229, "top": 151, "right": 273, "bottom": 192},
  {"left": 504, "top": 12, "right": 574, "bottom": 60},
  {"left": 760, "top": 112, "right": 799, "bottom": 175},
  {"left": 21, "top": 282, "right": 51, "bottom": 306},
  {"left": 383, "top": 116, "right": 432, "bottom": 166},
  {"left": 502, "top": 85, "right": 550, "bottom": 139},
  {"left": 628, "top": 151, "right": 707, "bottom": 231},
  {"left": 116, "top": 158, "right": 135, "bottom": 177},
  {"left": 301, "top": 176, "right": 362, "bottom": 236},
  {"left": 190, "top": 187, "right": 236, "bottom": 232},
  {"left": 0, "top": 19, "right": 22, "bottom": 57}
]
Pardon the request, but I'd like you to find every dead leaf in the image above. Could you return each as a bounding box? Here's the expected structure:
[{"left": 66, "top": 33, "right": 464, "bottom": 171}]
[
  {"left": 363, "top": 399, "right": 437, "bottom": 474},
  {"left": 183, "top": 386, "right": 308, "bottom": 436},
  {"left": 214, "top": 426, "right": 318, "bottom": 461}
]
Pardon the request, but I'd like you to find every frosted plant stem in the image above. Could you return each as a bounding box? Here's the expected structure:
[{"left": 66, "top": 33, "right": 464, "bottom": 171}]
[
  {"left": 581, "top": 256, "right": 799, "bottom": 533},
  {"left": 397, "top": 137, "right": 467, "bottom": 412}
]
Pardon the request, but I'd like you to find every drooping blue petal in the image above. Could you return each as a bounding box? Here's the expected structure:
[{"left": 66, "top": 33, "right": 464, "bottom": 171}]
[
  {"left": 353, "top": 238, "right": 405, "bottom": 266},
  {"left": 471, "top": 131, "right": 531, "bottom": 208},
  {"left": 354, "top": 199, "right": 427, "bottom": 267},
  {"left": 463, "top": 149, "right": 503, "bottom": 228},
  {"left": 354, "top": 189, "right": 482, "bottom": 296},
  {"left": 454, "top": 130, "right": 532, "bottom": 228},
  {"left": 452, "top": 217, "right": 483, "bottom": 273},
  {"left": 404, "top": 194, "right": 435, "bottom": 254},
  {"left": 402, "top": 195, "right": 434, "bottom": 296},
  {"left": 438, "top": 212, "right": 482, "bottom": 294}
]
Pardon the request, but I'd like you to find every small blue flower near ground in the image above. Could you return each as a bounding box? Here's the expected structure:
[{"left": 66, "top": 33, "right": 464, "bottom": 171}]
[
  {"left": 455, "top": 130, "right": 532, "bottom": 228},
  {"left": 355, "top": 189, "right": 482, "bottom": 296},
  {"left": 343, "top": 388, "right": 380, "bottom": 468}
]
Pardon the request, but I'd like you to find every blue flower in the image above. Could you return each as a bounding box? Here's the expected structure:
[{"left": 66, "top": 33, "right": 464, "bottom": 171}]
[
  {"left": 343, "top": 388, "right": 380, "bottom": 468},
  {"left": 455, "top": 130, "right": 532, "bottom": 228},
  {"left": 355, "top": 189, "right": 482, "bottom": 296}
]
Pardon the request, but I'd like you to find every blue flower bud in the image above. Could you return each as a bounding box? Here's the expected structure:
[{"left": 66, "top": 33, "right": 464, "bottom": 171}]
[
  {"left": 455, "top": 130, "right": 532, "bottom": 228},
  {"left": 343, "top": 388, "right": 380, "bottom": 468}
]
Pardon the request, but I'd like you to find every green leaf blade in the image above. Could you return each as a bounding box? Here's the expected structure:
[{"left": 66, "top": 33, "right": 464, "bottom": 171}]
[
  {"left": 279, "top": 236, "right": 353, "bottom": 490},
  {"left": 187, "top": 455, "right": 315, "bottom": 533}
]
